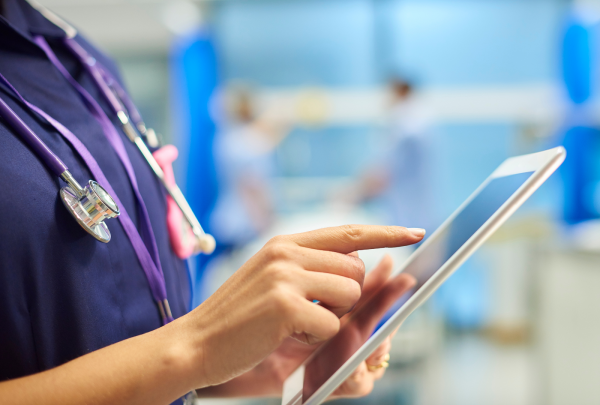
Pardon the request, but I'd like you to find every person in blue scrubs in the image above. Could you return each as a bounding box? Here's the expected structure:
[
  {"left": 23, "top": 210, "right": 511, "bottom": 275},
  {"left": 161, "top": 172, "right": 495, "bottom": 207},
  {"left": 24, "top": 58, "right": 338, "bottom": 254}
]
[{"left": 0, "top": 1, "right": 426, "bottom": 404}]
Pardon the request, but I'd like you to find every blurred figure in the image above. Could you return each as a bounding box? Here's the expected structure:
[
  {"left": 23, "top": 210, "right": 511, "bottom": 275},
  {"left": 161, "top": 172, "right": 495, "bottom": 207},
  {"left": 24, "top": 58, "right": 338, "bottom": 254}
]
[
  {"left": 210, "top": 85, "right": 289, "bottom": 248},
  {"left": 358, "top": 78, "right": 436, "bottom": 231}
]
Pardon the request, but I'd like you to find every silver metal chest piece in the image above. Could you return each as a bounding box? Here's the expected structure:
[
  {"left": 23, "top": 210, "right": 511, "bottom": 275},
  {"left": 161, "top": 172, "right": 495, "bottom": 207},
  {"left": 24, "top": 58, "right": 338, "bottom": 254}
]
[{"left": 60, "top": 180, "right": 120, "bottom": 243}]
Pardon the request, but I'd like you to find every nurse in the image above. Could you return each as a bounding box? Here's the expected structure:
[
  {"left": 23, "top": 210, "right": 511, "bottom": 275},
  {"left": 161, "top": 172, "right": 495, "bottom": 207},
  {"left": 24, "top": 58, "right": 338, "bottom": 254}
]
[{"left": 0, "top": 1, "right": 426, "bottom": 404}]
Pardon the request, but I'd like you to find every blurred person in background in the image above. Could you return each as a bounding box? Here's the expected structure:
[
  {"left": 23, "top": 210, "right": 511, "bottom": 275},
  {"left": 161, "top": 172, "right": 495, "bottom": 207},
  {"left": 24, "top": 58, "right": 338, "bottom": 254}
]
[
  {"left": 210, "top": 85, "right": 289, "bottom": 249},
  {"left": 355, "top": 78, "right": 436, "bottom": 231}
]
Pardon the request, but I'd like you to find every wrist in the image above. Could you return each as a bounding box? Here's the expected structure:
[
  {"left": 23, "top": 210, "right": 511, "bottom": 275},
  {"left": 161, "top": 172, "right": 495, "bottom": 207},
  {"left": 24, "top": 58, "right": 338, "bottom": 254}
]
[{"left": 154, "top": 316, "right": 207, "bottom": 392}]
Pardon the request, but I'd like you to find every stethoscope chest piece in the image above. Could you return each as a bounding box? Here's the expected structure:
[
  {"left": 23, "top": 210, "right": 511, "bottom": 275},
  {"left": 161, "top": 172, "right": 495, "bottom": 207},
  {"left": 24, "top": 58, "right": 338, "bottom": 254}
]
[{"left": 60, "top": 180, "right": 120, "bottom": 243}]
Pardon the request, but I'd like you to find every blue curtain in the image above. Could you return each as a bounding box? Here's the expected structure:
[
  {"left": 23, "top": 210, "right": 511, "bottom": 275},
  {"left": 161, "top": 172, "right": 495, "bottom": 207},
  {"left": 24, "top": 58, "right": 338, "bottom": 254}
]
[
  {"left": 170, "top": 32, "right": 220, "bottom": 307},
  {"left": 560, "top": 18, "right": 600, "bottom": 225}
]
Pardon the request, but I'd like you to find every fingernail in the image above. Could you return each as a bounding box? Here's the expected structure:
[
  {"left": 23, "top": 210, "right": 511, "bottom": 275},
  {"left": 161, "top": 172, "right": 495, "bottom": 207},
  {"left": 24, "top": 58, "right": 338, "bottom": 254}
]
[{"left": 408, "top": 228, "right": 426, "bottom": 237}]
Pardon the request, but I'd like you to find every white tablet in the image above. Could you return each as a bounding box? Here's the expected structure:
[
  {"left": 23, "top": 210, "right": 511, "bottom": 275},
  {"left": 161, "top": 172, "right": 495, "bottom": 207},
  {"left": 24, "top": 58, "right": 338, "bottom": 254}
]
[{"left": 282, "top": 147, "right": 566, "bottom": 405}]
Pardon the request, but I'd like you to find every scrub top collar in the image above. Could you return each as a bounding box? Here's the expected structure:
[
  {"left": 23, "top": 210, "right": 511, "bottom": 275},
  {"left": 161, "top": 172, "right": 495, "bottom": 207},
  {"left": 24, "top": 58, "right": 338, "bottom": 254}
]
[{"left": 0, "top": 0, "right": 65, "bottom": 52}]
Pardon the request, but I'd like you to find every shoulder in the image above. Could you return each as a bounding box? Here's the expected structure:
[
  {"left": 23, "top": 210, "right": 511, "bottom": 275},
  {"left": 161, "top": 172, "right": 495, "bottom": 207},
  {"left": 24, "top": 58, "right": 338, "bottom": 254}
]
[{"left": 73, "top": 34, "right": 125, "bottom": 86}]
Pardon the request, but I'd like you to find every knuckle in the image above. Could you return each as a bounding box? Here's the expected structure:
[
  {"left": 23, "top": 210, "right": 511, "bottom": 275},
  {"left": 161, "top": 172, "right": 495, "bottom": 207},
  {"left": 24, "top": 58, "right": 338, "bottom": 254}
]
[
  {"left": 276, "top": 290, "right": 300, "bottom": 317},
  {"left": 341, "top": 224, "right": 363, "bottom": 243},
  {"left": 269, "top": 289, "right": 300, "bottom": 336},
  {"left": 350, "top": 256, "right": 366, "bottom": 275},
  {"left": 344, "top": 256, "right": 366, "bottom": 285},
  {"left": 269, "top": 286, "right": 289, "bottom": 307},
  {"left": 268, "top": 234, "right": 287, "bottom": 245},
  {"left": 262, "top": 241, "right": 290, "bottom": 262},
  {"left": 324, "top": 315, "right": 341, "bottom": 338},
  {"left": 341, "top": 278, "right": 362, "bottom": 305},
  {"left": 345, "top": 279, "right": 362, "bottom": 304},
  {"left": 264, "top": 262, "right": 291, "bottom": 285}
]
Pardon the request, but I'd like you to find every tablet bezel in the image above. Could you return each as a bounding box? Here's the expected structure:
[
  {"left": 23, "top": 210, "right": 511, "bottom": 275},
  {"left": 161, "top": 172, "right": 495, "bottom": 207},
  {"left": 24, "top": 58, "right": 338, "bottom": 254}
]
[{"left": 282, "top": 147, "right": 566, "bottom": 405}]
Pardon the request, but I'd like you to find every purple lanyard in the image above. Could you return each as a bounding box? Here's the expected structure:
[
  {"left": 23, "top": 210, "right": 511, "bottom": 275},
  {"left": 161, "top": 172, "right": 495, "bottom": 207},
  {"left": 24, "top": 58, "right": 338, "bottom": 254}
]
[
  {"left": 98, "top": 65, "right": 144, "bottom": 129},
  {"left": 0, "top": 74, "right": 173, "bottom": 324},
  {"left": 60, "top": 38, "right": 145, "bottom": 136},
  {"left": 8, "top": 37, "right": 174, "bottom": 325},
  {"left": 33, "top": 36, "right": 164, "bottom": 269}
]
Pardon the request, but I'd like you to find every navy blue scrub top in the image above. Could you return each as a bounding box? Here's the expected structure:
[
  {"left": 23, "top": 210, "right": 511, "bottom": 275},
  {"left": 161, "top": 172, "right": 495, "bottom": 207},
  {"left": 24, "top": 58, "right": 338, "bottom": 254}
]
[{"left": 0, "top": 0, "right": 191, "bottom": 382}]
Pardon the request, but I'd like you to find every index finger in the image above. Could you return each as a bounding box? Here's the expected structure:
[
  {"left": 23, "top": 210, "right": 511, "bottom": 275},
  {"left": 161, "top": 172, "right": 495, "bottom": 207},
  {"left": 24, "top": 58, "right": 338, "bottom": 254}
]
[{"left": 287, "top": 225, "right": 425, "bottom": 254}]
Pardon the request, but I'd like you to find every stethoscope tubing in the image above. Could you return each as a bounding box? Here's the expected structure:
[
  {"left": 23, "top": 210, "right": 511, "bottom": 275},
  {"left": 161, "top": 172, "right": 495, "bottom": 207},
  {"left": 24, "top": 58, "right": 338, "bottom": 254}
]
[
  {"left": 64, "top": 38, "right": 125, "bottom": 118},
  {"left": 63, "top": 40, "right": 214, "bottom": 251},
  {"left": 18, "top": 2, "right": 209, "bottom": 400},
  {"left": 0, "top": 71, "right": 174, "bottom": 323},
  {"left": 0, "top": 95, "right": 68, "bottom": 177},
  {"left": 24, "top": 0, "right": 214, "bottom": 253}
]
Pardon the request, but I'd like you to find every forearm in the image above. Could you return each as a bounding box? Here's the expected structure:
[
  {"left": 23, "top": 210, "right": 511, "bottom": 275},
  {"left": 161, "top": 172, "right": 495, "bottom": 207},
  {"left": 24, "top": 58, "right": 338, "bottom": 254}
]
[
  {"left": 0, "top": 320, "right": 199, "bottom": 405},
  {"left": 0, "top": 225, "right": 422, "bottom": 404}
]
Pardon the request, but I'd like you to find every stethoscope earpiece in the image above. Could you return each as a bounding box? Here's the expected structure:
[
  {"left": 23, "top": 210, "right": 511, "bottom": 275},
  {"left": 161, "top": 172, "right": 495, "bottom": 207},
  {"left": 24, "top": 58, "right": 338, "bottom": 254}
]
[{"left": 194, "top": 233, "right": 216, "bottom": 255}]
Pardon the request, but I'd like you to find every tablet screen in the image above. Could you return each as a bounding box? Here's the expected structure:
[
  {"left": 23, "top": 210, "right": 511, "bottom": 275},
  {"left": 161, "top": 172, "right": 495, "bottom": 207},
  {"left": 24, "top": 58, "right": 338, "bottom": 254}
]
[{"left": 302, "top": 171, "right": 534, "bottom": 400}]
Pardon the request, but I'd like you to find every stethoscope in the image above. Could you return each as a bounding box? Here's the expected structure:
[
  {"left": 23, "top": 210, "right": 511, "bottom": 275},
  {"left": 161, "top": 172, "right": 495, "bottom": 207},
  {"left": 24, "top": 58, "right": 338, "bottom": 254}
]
[
  {"left": 0, "top": 1, "right": 215, "bottom": 256},
  {"left": 0, "top": 95, "right": 121, "bottom": 241},
  {"left": 0, "top": 4, "right": 211, "bottom": 402},
  {"left": 0, "top": 73, "right": 203, "bottom": 405}
]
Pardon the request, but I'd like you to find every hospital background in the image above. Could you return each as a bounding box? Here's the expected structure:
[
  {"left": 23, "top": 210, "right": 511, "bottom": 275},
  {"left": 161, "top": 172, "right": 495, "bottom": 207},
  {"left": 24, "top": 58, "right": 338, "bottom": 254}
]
[{"left": 40, "top": 0, "right": 600, "bottom": 404}]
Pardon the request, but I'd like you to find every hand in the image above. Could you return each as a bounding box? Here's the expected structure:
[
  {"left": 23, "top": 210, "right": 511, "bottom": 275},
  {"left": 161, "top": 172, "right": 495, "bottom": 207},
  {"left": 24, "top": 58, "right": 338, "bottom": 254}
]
[
  {"left": 196, "top": 254, "right": 417, "bottom": 399},
  {"left": 175, "top": 225, "right": 425, "bottom": 390},
  {"left": 330, "top": 255, "right": 414, "bottom": 399}
]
